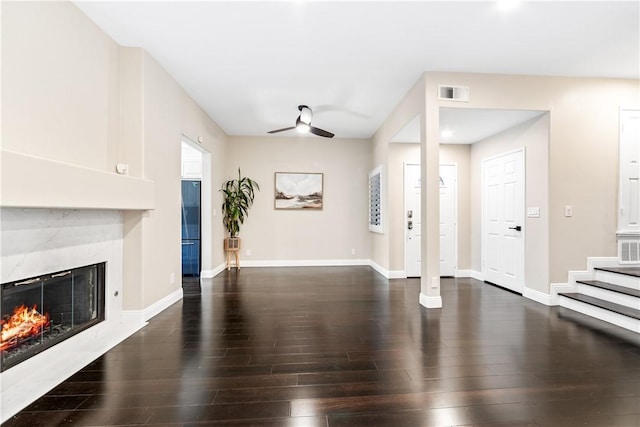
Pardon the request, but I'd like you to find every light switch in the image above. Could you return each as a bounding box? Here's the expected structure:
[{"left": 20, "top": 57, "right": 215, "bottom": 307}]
[
  {"left": 564, "top": 206, "right": 573, "bottom": 217},
  {"left": 527, "top": 207, "right": 540, "bottom": 218}
]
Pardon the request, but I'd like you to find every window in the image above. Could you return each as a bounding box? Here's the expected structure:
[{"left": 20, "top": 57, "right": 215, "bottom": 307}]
[{"left": 369, "top": 166, "right": 383, "bottom": 233}]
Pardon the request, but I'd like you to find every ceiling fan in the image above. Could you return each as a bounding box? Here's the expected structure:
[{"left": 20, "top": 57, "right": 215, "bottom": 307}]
[{"left": 268, "top": 105, "right": 335, "bottom": 138}]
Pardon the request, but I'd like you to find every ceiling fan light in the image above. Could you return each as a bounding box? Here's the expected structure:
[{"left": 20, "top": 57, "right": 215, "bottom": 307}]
[
  {"left": 299, "top": 106, "right": 312, "bottom": 124},
  {"left": 296, "top": 122, "right": 310, "bottom": 133}
]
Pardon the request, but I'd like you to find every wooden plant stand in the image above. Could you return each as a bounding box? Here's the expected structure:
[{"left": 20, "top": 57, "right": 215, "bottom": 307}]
[{"left": 224, "top": 237, "right": 241, "bottom": 270}]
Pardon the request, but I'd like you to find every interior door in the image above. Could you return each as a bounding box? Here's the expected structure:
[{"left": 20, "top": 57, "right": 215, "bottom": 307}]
[
  {"left": 405, "top": 164, "right": 422, "bottom": 277},
  {"left": 440, "top": 164, "right": 456, "bottom": 276},
  {"left": 405, "top": 163, "right": 457, "bottom": 278},
  {"left": 619, "top": 109, "right": 640, "bottom": 233},
  {"left": 482, "top": 150, "right": 525, "bottom": 293}
]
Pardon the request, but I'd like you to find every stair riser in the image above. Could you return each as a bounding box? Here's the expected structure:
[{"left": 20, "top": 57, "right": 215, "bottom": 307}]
[
  {"left": 558, "top": 296, "right": 640, "bottom": 333},
  {"left": 576, "top": 284, "right": 640, "bottom": 310},
  {"left": 593, "top": 270, "right": 640, "bottom": 289}
]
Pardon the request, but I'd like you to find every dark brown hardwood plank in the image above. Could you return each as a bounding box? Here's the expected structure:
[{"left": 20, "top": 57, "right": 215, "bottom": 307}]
[
  {"left": 3, "top": 267, "right": 640, "bottom": 427},
  {"left": 183, "top": 416, "right": 328, "bottom": 426}
]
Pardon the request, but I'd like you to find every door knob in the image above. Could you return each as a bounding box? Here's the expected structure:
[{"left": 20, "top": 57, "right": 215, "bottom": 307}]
[{"left": 508, "top": 225, "right": 522, "bottom": 231}]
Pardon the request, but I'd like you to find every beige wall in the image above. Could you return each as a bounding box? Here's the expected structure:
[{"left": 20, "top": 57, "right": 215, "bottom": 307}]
[
  {"left": 121, "top": 50, "right": 228, "bottom": 309},
  {"left": 2, "top": 2, "right": 228, "bottom": 311},
  {"left": 4, "top": 2, "right": 638, "bottom": 310},
  {"left": 470, "top": 114, "right": 550, "bottom": 293},
  {"left": 370, "top": 78, "right": 427, "bottom": 274},
  {"left": 226, "top": 136, "right": 371, "bottom": 262},
  {"left": 2, "top": 1, "right": 118, "bottom": 170}
]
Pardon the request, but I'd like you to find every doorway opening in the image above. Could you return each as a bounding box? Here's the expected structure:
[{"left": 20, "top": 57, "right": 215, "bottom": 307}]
[{"left": 180, "top": 137, "right": 212, "bottom": 294}]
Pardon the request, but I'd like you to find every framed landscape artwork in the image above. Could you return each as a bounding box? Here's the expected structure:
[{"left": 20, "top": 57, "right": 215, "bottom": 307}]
[{"left": 274, "top": 172, "right": 323, "bottom": 210}]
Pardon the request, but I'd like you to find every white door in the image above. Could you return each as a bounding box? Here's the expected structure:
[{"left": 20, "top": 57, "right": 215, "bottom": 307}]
[
  {"left": 405, "top": 164, "right": 422, "bottom": 277},
  {"left": 619, "top": 109, "right": 640, "bottom": 234},
  {"left": 482, "top": 150, "right": 525, "bottom": 294},
  {"left": 405, "top": 163, "right": 456, "bottom": 278},
  {"left": 440, "top": 164, "right": 457, "bottom": 276}
]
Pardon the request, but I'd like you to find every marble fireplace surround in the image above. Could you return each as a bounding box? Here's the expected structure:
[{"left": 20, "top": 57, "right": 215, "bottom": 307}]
[{"left": 0, "top": 208, "right": 149, "bottom": 422}]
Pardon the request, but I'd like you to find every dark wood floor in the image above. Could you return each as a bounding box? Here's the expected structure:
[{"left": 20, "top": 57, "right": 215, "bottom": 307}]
[{"left": 4, "top": 267, "right": 640, "bottom": 427}]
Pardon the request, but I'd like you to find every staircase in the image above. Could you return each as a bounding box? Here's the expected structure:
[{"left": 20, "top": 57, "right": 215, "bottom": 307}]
[{"left": 558, "top": 266, "right": 640, "bottom": 333}]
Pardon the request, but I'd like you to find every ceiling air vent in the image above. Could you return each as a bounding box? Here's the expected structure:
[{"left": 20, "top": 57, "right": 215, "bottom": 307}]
[{"left": 438, "top": 85, "right": 469, "bottom": 102}]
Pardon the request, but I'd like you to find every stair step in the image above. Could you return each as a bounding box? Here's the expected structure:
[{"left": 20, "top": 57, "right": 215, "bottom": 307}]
[
  {"left": 559, "top": 293, "right": 640, "bottom": 320},
  {"left": 595, "top": 266, "right": 640, "bottom": 278},
  {"left": 576, "top": 280, "right": 640, "bottom": 298}
]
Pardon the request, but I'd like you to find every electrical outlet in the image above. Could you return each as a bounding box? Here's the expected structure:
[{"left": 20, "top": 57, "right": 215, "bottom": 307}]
[
  {"left": 170, "top": 273, "right": 176, "bottom": 284},
  {"left": 431, "top": 277, "right": 439, "bottom": 289},
  {"left": 351, "top": 248, "right": 356, "bottom": 255},
  {"left": 246, "top": 249, "right": 251, "bottom": 256}
]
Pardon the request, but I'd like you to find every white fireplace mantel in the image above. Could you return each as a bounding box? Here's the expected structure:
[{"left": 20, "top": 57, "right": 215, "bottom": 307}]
[{"left": 0, "top": 208, "right": 148, "bottom": 423}]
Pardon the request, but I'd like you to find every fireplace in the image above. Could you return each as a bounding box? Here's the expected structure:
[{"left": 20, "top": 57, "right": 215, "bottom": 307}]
[{"left": 1, "top": 262, "right": 105, "bottom": 372}]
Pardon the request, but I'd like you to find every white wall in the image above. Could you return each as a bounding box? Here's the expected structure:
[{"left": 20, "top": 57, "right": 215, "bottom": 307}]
[
  {"left": 182, "top": 142, "right": 203, "bottom": 179},
  {"left": 226, "top": 136, "right": 371, "bottom": 263}
]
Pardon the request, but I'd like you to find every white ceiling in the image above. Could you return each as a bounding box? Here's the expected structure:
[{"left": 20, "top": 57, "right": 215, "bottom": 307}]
[{"left": 74, "top": 1, "right": 639, "bottom": 140}]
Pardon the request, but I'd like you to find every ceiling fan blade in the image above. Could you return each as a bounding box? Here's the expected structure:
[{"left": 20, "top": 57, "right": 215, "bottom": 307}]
[
  {"left": 268, "top": 126, "right": 296, "bottom": 134},
  {"left": 309, "top": 126, "right": 334, "bottom": 138}
]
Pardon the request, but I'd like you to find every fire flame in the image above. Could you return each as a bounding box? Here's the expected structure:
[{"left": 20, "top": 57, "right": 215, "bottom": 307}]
[{"left": 1, "top": 305, "right": 50, "bottom": 351}]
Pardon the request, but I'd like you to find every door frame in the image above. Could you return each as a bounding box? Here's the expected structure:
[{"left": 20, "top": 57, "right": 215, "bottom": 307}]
[
  {"left": 481, "top": 147, "right": 526, "bottom": 293},
  {"left": 181, "top": 135, "right": 212, "bottom": 278}
]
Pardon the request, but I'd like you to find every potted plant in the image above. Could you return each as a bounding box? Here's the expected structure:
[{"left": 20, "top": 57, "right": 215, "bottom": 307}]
[{"left": 220, "top": 168, "right": 259, "bottom": 269}]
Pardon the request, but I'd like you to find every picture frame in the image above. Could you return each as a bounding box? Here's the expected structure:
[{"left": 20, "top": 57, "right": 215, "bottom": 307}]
[{"left": 274, "top": 172, "right": 323, "bottom": 210}]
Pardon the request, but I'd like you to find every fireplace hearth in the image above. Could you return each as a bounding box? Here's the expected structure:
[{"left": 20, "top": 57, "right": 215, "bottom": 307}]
[{"left": 1, "top": 263, "right": 105, "bottom": 372}]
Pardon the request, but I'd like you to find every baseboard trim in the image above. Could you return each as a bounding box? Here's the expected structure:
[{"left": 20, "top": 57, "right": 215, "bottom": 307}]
[
  {"left": 419, "top": 293, "right": 443, "bottom": 308},
  {"left": 586, "top": 257, "right": 622, "bottom": 270},
  {"left": 142, "top": 288, "right": 183, "bottom": 322},
  {"left": 388, "top": 270, "right": 407, "bottom": 279},
  {"left": 550, "top": 282, "right": 575, "bottom": 306},
  {"left": 201, "top": 264, "right": 226, "bottom": 278},
  {"left": 469, "top": 270, "right": 484, "bottom": 281},
  {"left": 241, "top": 259, "right": 371, "bottom": 268},
  {"left": 523, "top": 287, "right": 552, "bottom": 306},
  {"left": 455, "top": 269, "right": 472, "bottom": 278},
  {"left": 368, "top": 260, "right": 388, "bottom": 278}
]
